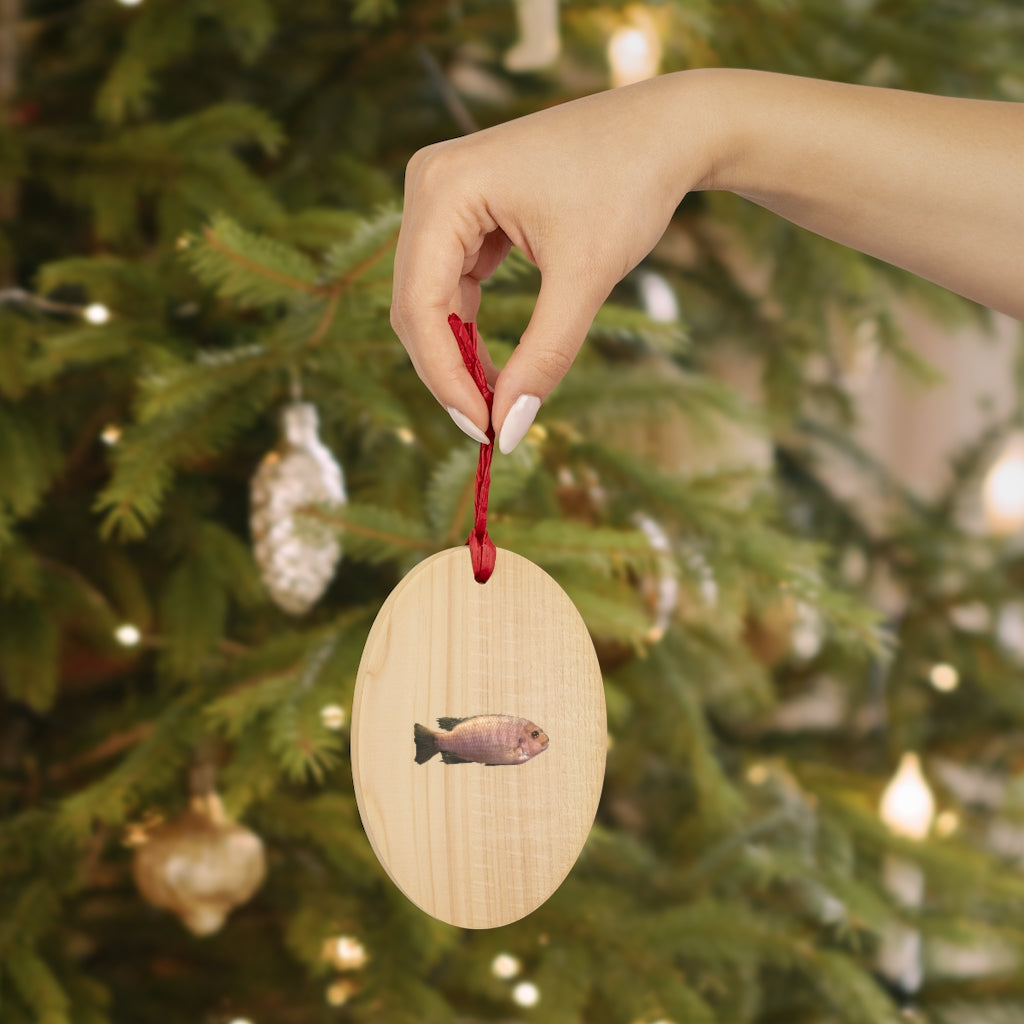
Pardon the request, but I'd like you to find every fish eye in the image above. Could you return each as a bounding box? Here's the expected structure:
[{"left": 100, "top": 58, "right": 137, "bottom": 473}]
[{"left": 531, "top": 729, "right": 540, "bottom": 739}]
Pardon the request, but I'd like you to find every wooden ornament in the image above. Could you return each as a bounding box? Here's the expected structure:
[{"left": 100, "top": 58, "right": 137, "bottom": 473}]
[{"left": 351, "top": 546, "right": 606, "bottom": 929}]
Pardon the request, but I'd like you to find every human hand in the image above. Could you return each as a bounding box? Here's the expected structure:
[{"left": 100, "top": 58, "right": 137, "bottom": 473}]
[
  {"left": 393, "top": 65, "right": 1024, "bottom": 451},
  {"left": 390, "top": 73, "right": 718, "bottom": 452}
]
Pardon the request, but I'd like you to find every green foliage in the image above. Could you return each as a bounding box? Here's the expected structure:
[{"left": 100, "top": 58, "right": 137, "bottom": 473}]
[
  {"left": 0, "top": 599, "right": 58, "bottom": 712},
  {"left": 97, "top": 1, "right": 277, "bottom": 123},
  {"left": 3, "top": 1, "right": 1024, "bottom": 1022},
  {"left": 182, "top": 214, "right": 321, "bottom": 308}
]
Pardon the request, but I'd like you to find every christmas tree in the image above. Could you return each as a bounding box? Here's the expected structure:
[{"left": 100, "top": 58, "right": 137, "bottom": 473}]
[{"left": 3, "top": 1, "right": 1024, "bottom": 1021}]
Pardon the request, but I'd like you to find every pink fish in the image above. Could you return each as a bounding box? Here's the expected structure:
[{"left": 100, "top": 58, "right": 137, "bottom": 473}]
[{"left": 413, "top": 715, "right": 549, "bottom": 766}]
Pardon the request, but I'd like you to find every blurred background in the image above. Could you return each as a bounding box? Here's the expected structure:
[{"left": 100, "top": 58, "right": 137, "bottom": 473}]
[{"left": 2, "top": 1, "right": 1024, "bottom": 1022}]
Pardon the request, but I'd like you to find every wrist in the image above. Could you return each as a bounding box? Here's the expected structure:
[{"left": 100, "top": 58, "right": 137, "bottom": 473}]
[{"left": 672, "top": 67, "right": 760, "bottom": 196}]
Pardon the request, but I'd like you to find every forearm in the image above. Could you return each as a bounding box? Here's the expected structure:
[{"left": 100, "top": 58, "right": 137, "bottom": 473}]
[{"left": 690, "top": 69, "right": 1024, "bottom": 318}]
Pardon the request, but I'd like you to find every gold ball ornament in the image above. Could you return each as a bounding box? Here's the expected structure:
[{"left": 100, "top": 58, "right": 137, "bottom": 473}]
[
  {"left": 132, "top": 793, "right": 266, "bottom": 936},
  {"left": 250, "top": 401, "right": 347, "bottom": 615}
]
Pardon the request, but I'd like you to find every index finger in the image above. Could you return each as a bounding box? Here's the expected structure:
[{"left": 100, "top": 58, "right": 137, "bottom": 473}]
[{"left": 390, "top": 158, "right": 494, "bottom": 441}]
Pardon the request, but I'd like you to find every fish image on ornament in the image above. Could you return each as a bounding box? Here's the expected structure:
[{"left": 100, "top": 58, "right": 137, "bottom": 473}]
[{"left": 414, "top": 715, "right": 549, "bottom": 766}]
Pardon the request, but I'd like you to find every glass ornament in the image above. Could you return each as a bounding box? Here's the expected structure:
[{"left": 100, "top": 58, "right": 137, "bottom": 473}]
[
  {"left": 132, "top": 793, "right": 266, "bottom": 936},
  {"left": 250, "top": 401, "right": 346, "bottom": 615}
]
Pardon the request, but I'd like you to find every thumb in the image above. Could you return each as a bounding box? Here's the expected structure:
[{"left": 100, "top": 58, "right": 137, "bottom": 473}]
[{"left": 492, "top": 271, "right": 607, "bottom": 454}]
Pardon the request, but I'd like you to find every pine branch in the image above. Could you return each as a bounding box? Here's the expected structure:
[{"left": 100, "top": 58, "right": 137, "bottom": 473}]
[
  {"left": 0, "top": 403, "right": 62, "bottom": 521},
  {"left": 0, "top": 598, "right": 58, "bottom": 712},
  {"left": 185, "top": 214, "right": 320, "bottom": 307},
  {"left": 53, "top": 693, "right": 207, "bottom": 839},
  {"left": 157, "top": 555, "right": 229, "bottom": 683},
  {"left": 4, "top": 947, "right": 71, "bottom": 1024},
  {"left": 302, "top": 502, "right": 434, "bottom": 561},
  {"left": 96, "top": 370, "right": 277, "bottom": 539},
  {"left": 425, "top": 443, "right": 477, "bottom": 540},
  {"left": 320, "top": 205, "right": 401, "bottom": 287},
  {"left": 491, "top": 517, "right": 667, "bottom": 577}
]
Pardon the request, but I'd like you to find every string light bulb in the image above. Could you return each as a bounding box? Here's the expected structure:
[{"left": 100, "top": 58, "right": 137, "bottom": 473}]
[
  {"left": 636, "top": 270, "right": 680, "bottom": 323},
  {"left": 83, "top": 302, "right": 111, "bottom": 324},
  {"left": 491, "top": 952, "right": 521, "bottom": 979},
  {"left": 114, "top": 623, "right": 142, "bottom": 647},
  {"left": 983, "top": 434, "right": 1024, "bottom": 536},
  {"left": 929, "top": 662, "right": 959, "bottom": 692},
  {"left": 879, "top": 752, "right": 935, "bottom": 840},
  {"left": 512, "top": 981, "right": 540, "bottom": 1007},
  {"left": 325, "top": 935, "right": 368, "bottom": 970},
  {"left": 320, "top": 704, "right": 347, "bottom": 730},
  {"left": 608, "top": 9, "right": 662, "bottom": 88},
  {"left": 325, "top": 981, "right": 352, "bottom": 1007}
]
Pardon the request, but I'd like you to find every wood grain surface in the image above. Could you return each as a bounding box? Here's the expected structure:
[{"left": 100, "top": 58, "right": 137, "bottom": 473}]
[{"left": 352, "top": 546, "right": 606, "bottom": 929}]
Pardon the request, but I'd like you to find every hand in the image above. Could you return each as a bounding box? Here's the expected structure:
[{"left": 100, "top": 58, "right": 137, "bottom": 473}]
[
  {"left": 391, "top": 68, "right": 1024, "bottom": 453},
  {"left": 390, "top": 73, "right": 718, "bottom": 452}
]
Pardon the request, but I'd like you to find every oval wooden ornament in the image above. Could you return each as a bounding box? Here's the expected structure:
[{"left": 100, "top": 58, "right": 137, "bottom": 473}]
[{"left": 352, "top": 546, "right": 606, "bottom": 929}]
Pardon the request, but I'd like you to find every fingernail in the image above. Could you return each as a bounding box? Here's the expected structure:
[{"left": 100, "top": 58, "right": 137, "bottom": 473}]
[
  {"left": 498, "top": 394, "right": 541, "bottom": 455},
  {"left": 447, "top": 406, "right": 490, "bottom": 445}
]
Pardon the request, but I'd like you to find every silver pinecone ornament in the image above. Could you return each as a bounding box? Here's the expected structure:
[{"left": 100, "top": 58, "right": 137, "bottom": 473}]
[{"left": 250, "top": 401, "right": 346, "bottom": 615}]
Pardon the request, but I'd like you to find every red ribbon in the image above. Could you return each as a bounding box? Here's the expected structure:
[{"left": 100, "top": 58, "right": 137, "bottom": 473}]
[{"left": 448, "top": 313, "right": 496, "bottom": 583}]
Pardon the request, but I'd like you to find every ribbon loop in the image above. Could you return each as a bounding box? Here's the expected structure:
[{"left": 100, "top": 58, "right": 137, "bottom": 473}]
[{"left": 448, "top": 314, "right": 496, "bottom": 583}]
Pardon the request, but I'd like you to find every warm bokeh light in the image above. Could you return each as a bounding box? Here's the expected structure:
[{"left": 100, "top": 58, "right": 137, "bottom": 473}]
[
  {"left": 325, "top": 981, "right": 350, "bottom": 1007},
  {"left": 491, "top": 952, "right": 521, "bottom": 979},
  {"left": 984, "top": 438, "right": 1024, "bottom": 535},
  {"left": 879, "top": 752, "right": 935, "bottom": 840},
  {"left": 83, "top": 302, "right": 111, "bottom": 324},
  {"left": 637, "top": 270, "right": 680, "bottom": 323},
  {"left": 512, "top": 981, "right": 540, "bottom": 1007},
  {"left": 320, "top": 704, "right": 347, "bottom": 730},
  {"left": 326, "top": 935, "right": 368, "bottom": 970},
  {"left": 114, "top": 623, "right": 141, "bottom": 647},
  {"left": 929, "top": 662, "right": 960, "bottom": 692},
  {"left": 608, "top": 22, "right": 661, "bottom": 88}
]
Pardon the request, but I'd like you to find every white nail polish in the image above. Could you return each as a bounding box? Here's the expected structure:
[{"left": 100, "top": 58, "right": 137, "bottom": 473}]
[
  {"left": 498, "top": 394, "right": 541, "bottom": 454},
  {"left": 447, "top": 407, "right": 490, "bottom": 445}
]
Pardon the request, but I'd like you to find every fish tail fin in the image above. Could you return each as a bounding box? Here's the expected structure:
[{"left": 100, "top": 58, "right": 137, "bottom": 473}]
[{"left": 414, "top": 722, "right": 439, "bottom": 764}]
